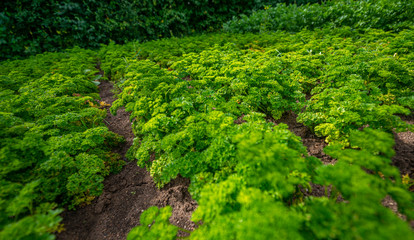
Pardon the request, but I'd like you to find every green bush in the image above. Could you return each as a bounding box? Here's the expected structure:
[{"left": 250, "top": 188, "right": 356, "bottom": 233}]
[
  {"left": 224, "top": 0, "right": 414, "bottom": 33},
  {"left": 0, "top": 0, "right": 292, "bottom": 60}
]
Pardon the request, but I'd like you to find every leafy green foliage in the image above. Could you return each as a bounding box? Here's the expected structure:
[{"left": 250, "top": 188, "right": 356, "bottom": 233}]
[
  {"left": 0, "top": 209, "right": 62, "bottom": 240},
  {"left": 133, "top": 126, "right": 413, "bottom": 239},
  {"left": 97, "top": 31, "right": 309, "bottom": 72},
  {"left": 127, "top": 206, "right": 178, "bottom": 240},
  {"left": 109, "top": 27, "right": 413, "bottom": 148},
  {"left": 191, "top": 179, "right": 305, "bottom": 240},
  {"left": 2, "top": 1, "right": 414, "bottom": 238},
  {"left": 105, "top": 26, "right": 414, "bottom": 239},
  {"left": 0, "top": 0, "right": 279, "bottom": 60},
  {"left": 0, "top": 48, "right": 124, "bottom": 238},
  {"left": 305, "top": 128, "right": 414, "bottom": 239},
  {"left": 296, "top": 29, "right": 413, "bottom": 145},
  {"left": 224, "top": 0, "right": 414, "bottom": 34},
  {"left": 109, "top": 45, "right": 305, "bottom": 187}
]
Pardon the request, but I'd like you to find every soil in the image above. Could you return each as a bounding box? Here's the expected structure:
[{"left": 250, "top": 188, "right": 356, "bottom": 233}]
[
  {"left": 57, "top": 79, "right": 196, "bottom": 240},
  {"left": 392, "top": 114, "right": 414, "bottom": 179},
  {"left": 234, "top": 114, "right": 247, "bottom": 125},
  {"left": 393, "top": 131, "right": 414, "bottom": 178},
  {"left": 269, "top": 111, "right": 336, "bottom": 165}
]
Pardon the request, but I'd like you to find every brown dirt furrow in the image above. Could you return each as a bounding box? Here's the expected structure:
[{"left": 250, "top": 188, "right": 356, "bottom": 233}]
[
  {"left": 57, "top": 77, "right": 196, "bottom": 240},
  {"left": 392, "top": 114, "right": 414, "bottom": 179},
  {"left": 269, "top": 111, "right": 336, "bottom": 165},
  {"left": 393, "top": 131, "right": 414, "bottom": 179}
]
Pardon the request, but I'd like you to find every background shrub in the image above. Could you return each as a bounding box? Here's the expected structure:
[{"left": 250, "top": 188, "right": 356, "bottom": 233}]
[
  {"left": 1, "top": 0, "right": 322, "bottom": 60},
  {"left": 224, "top": 0, "right": 414, "bottom": 34}
]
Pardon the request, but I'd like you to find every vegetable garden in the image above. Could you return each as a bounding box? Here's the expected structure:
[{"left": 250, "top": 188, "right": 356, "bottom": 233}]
[{"left": 1, "top": 0, "right": 413, "bottom": 239}]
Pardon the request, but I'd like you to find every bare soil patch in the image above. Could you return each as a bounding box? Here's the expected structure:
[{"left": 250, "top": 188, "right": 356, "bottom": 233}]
[
  {"left": 393, "top": 114, "right": 414, "bottom": 179},
  {"left": 270, "top": 111, "right": 336, "bottom": 165}
]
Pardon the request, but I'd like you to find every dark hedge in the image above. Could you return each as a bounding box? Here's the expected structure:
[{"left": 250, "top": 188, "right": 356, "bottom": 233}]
[{"left": 0, "top": 0, "right": 322, "bottom": 60}]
